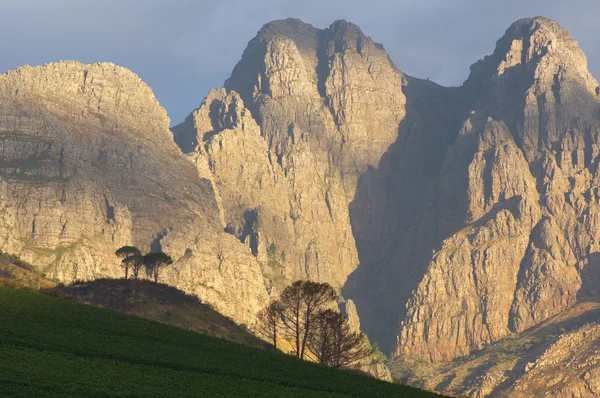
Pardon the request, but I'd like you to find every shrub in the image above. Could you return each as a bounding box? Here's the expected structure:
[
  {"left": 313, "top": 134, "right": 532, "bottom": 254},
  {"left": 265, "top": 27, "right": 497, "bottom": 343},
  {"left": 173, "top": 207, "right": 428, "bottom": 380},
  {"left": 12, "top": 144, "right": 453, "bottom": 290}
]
[
  {"left": 371, "top": 343, "right": 387, "bottom": 364},
  {"left": 267, "top": 243, "right": 277, "bottom": 258}
]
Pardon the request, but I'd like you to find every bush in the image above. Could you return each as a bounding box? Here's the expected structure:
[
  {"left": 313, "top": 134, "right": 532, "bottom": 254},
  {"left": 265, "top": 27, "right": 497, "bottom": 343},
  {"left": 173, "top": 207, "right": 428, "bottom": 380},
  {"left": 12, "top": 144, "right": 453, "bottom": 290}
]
[
  {"left": 267, "top": 243, "right": 277, "bottom": 257},
  {"left": 371, "top": 343, "right": 387, "bottom": 364},
  {"left": 0, "top": 269, "right": 14, "bottom": 278}
]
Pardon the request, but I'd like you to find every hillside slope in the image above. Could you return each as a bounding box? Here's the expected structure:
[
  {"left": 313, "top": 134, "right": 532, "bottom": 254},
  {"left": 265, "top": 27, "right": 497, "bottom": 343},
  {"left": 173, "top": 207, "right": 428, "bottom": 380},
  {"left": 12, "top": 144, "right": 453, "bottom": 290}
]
[
  {"left": 2, "top": 15, "right": 600, "bottom": 397},
  {"left": 63, "top": 278, "right": 266, "bottom": 348},
  {"left": 390, "top": 301, "right": 600, "bottom": 396},
  {"left": 0, "top": 258, "right": 265, "bottom": 348},
  {"left": 0, "top": 285, "right": 444, "bottom": 397}
]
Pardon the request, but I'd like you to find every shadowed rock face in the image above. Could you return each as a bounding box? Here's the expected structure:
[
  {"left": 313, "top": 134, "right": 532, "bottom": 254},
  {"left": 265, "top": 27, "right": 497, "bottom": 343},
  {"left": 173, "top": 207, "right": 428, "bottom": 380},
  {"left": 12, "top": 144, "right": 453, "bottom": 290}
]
[{"left": 4, "top": 17, "right": 600, "bottom": 382}]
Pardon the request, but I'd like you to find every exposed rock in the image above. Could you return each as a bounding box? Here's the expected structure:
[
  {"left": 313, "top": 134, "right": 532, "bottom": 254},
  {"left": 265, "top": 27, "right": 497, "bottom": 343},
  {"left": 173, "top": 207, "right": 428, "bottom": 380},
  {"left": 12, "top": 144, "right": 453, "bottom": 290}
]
[
  {"left": 394, "top": 16, "right": 600, "bottom": 362},
  {"left": 173, "top": 19, "right": 405, "bottom": 292},
  {"left": 174, "top": 16, "right": 600, "bottom": 368},
  {"left": 0, "top": 61, "right": 268, "bottom": 326},
  {"left": 510, "top": 322, "right": 600, "bottom": 397},
  {"left": 389, "top": 302, "right": 600, "bottom": 397}
]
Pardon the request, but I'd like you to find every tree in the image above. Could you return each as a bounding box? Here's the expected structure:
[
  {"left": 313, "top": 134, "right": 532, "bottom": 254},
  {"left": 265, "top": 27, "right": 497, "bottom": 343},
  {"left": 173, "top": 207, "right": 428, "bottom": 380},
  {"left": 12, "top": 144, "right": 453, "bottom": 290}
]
[
  {"left": 278, "top": 280, "right": 336, "bottom": 359},
  {"left": 128, "top": 254, "right": 145, "bottom": 280},
  {"left": 256, "top": 301, "right": 283, "bottom": 351},
  {"left": 115, "top": 246, "right": 141, "bottom": 279},
  {"left": 299, "top": 281, "right": 337, "bottom": 359},
  {"left": 309, "top": 309, "right": 371, "bottom": 369},
  {"left": 306, "top": 309, "right": 338, "bottom": 365},
  {"left": 143, "top": 252, "right": 173, "bottom": 283}
]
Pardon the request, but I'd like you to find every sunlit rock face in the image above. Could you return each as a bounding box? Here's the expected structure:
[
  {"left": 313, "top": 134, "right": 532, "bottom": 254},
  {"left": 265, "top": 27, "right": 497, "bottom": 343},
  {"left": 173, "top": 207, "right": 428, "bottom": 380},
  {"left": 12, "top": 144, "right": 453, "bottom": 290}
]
[
  {"left": 396, "top": 17, "right": 600, "bottom": 362},
  {"left": 174, "top": 18, "right": 406, "bottom": 296},
  {"left": 0, "top": 61, "right": 267, "bottom": 326}
]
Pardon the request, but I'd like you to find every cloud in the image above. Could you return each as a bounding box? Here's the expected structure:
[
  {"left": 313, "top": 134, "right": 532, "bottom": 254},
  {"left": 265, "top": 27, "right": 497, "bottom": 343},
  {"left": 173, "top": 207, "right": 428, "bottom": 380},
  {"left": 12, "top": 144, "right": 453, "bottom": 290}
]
[{"left": 1, "top": 0, "right": 599, "bottom": 124}]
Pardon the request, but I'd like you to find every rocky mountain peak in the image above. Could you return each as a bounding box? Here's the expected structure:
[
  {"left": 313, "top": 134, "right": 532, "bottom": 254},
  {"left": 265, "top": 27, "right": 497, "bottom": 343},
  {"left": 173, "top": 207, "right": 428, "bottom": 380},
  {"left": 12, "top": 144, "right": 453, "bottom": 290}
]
[{"left": 467, "top": 17, "right": 596, "bottom": 94}]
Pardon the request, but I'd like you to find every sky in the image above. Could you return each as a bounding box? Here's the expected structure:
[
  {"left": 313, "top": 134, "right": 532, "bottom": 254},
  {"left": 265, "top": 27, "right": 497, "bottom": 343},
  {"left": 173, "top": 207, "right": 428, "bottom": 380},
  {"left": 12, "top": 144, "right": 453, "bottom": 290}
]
[{"left": 1, "top": 0, "right": 599, "bottom": 125}]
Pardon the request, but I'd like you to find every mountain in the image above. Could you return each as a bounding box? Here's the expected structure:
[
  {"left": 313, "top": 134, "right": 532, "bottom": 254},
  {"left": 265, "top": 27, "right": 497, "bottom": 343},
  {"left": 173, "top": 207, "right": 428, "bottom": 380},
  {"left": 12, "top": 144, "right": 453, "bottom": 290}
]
[
  {"left": 0, "top": 61, "right": 268, "bottom": 326},
  {"left": 2, "top": 15, "right": 600, "bottom": 397}
]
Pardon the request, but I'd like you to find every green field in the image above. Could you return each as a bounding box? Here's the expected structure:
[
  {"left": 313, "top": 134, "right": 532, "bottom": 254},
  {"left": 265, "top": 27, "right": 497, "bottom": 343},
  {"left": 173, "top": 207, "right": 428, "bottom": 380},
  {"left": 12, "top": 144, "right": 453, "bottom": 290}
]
[{"left": 0, "top": 286, "right": 444, "bottom": 397}]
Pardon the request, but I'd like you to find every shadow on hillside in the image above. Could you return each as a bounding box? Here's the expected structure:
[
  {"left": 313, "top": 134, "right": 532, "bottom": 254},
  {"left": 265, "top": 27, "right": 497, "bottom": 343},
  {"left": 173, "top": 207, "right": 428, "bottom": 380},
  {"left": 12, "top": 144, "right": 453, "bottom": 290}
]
[{"left": 61, "top": 278, "right": 267, "bottom": 348}]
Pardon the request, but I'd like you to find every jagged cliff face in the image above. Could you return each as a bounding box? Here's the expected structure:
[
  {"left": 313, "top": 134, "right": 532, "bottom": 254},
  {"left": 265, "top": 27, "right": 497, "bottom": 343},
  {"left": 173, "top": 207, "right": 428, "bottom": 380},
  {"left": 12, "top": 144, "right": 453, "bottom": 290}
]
[
  {"left": 0, "top": 61, "right": 268, "bottom": 325},
  {"left": 173, "top": 19, "right": 405, "bottom": 291},
  {"left": 396, "top": 17, "right": 600, "bottom": 362}
]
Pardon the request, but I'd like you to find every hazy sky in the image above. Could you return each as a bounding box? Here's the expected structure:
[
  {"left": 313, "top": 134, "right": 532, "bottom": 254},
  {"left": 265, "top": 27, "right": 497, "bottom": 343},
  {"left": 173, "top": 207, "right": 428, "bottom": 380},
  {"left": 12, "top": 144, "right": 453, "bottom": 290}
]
[{"left": 1, "top": 0, "right": 598, "bottom": 125}]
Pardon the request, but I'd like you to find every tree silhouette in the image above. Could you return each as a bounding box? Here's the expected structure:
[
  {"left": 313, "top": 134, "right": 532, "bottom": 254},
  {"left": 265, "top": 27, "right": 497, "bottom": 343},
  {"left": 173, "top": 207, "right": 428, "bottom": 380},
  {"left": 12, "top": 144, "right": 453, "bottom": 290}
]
[
  {"left": 307, "top": 309, "right": 371, "bottom": 369},
  {"left": 278, "top": 280, "right": 336, "bottom": 359},
  {"left": 143, "top": 252, "right": 173, "bottom": 283},
  {"left": 256, "top": 301, "right": 283, "bottom": 351},
  {"left": 129, "top": 254, "right": 145, "bottom": 280},
  {"left": 115, "top": 246, "right": 141, "bottom": 279}
]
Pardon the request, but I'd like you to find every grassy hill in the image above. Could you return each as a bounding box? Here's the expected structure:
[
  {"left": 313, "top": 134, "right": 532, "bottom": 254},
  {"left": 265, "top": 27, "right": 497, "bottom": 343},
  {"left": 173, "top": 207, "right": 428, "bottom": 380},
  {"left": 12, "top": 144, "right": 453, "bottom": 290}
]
[
  {"left": 0, "top": 257, "right": 265, "bottom": 348},
  {"left": 62, "top": 278, "right": 266, "bottom": 348},
  {"left": 0, "top": 285, "right": 445, "bottom": 397}
]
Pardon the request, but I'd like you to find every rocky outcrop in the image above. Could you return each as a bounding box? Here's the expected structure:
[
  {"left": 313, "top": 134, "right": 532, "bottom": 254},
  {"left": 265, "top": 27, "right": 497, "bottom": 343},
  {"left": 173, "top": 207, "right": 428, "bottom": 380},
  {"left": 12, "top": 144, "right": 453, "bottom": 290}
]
[
  {"left": 510, "top": 322, "right": 600, "bottom": 397},
  {"left": 173, "top": 19, "right": 405, "bottom": 292},
  {"left": 0, "top": 61, "right": 268, "bottom": 326},
  {"left": 173, "top": 16, "right": 600, "bottom": 367},
  {"left": 390, "top": 302, "right": 600, "bottom": 397},
  {"left": 394, "top": 17, "right": 600, "bottom": 362}
]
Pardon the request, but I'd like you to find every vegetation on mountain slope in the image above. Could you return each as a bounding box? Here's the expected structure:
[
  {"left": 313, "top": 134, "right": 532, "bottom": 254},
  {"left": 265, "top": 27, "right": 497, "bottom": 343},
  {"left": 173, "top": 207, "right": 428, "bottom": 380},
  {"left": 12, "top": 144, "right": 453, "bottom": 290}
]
[{"left": 0, "top": 286, "right": 446, "bottom": 397}]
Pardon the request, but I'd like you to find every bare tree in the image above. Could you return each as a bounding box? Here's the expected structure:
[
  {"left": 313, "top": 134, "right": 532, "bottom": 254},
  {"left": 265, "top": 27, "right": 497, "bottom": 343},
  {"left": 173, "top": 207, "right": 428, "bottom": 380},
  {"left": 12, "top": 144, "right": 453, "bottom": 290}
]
[
  {"left": 299, "top": 281, "right": 336, "bottom": 359},
  {"left": 115, "top": 246, "right": 141, "bottom": 279},
  {"left": 256, "top": 301, "right": 283, "bottom": 351},
  {"left": 129, "top": 254, "right": 145, "bottom": 280},
  {"left": 306, "top": 309, "right": 338, "bottom": 365},
  {"left": 278, "top": 280, "right": 336, "bottom": 359},
  {"left": 143, "top": 252, "right": 173, "bottom": 283},
  {"left": 279, "top": 281, "right": 303, "bottom": 357},
  {"left": 324, "top": 310, "right": 372, "bottom": 369}
]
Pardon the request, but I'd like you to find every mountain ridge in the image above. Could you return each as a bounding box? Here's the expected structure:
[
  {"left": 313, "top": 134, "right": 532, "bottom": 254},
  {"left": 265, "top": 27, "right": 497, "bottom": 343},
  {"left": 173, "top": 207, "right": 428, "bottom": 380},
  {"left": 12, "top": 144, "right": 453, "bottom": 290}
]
[{"left": 1, "top": 15, "right": 600, "bottom": 397}]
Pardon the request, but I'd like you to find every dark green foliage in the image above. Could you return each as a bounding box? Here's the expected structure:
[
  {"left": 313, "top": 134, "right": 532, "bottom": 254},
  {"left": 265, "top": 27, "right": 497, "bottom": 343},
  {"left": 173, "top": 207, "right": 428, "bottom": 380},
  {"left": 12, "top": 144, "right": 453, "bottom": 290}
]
[
  {"left": 115, "top": 246, "right": 142, "bottom": 279},
  {"left": 115, "top": 246, "right": 141, "bottom": 259},
  {"left": 267, "top": 243, "right": 278, "bottom": 257},
  {"left": 143, "top": 252, "right": 173, "bottom": 283},
  {"left": 0, "top": 286, "right": 445, "bottom": 397}
]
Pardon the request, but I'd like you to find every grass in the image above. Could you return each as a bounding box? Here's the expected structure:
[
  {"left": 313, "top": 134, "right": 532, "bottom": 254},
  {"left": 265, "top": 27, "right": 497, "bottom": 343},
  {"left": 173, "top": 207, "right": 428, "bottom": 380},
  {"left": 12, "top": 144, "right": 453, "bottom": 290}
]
[{"left": 0, "top": 286, "right": 445, "bottom": 397}]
